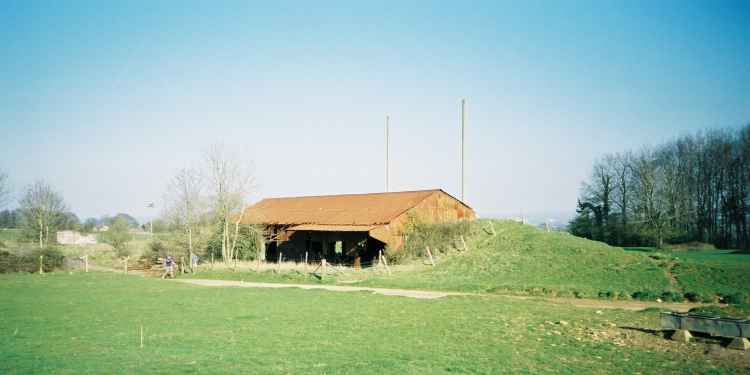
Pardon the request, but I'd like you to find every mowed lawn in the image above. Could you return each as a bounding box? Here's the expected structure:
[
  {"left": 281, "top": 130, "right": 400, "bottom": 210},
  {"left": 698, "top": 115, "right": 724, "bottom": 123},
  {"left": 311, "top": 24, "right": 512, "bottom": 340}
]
[{"left": 1, "top": 273, "right": 746, "bottom": 374}]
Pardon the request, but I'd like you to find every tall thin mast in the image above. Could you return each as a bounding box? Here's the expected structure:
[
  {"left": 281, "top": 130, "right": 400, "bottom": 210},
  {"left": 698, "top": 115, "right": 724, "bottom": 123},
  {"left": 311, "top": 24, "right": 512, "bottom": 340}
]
[
  {"left": 386, "top": 115, "right": 390, "bottom": 192},
  {"left": 460, "top": 99, "right": 466, "bottom": 202}
]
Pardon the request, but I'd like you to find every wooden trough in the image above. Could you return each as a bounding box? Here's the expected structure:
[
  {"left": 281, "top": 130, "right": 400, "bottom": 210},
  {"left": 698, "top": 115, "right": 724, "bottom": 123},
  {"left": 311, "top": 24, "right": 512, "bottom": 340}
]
[{"left": 661, "top": 312, "right": 750, "bottom": 350}]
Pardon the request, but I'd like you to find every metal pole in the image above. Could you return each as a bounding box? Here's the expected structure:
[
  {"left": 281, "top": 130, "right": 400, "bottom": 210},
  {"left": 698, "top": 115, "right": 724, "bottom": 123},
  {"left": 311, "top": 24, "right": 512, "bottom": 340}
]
[
  {"left": 461, "top": 99, "right": 466, "bottom": 202},
  {"left": 386, "top": 115, "right": 390, "bottom": 192}
]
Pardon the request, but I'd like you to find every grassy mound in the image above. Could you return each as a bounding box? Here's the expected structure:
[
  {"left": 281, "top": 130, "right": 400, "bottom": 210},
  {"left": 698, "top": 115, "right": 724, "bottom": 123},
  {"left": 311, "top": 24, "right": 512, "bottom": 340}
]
[
  {"left": 183, "top": 219, "right": 749, "bottom": 302},
  {"left": 362, "top": 220, "right": 672, "bottom": 298}
]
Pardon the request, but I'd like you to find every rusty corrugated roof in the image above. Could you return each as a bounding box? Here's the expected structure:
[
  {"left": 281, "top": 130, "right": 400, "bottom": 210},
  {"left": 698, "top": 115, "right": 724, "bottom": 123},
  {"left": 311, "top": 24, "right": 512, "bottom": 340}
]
[{"left": 241, "top": 189, "right": 443, "bottom": 225}]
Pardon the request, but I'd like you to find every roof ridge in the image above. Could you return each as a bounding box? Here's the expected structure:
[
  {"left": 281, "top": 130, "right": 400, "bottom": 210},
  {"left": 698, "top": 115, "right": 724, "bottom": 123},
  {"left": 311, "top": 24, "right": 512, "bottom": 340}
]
[{"left": 259, "top": 188, "right": 442, "bottom": 201}]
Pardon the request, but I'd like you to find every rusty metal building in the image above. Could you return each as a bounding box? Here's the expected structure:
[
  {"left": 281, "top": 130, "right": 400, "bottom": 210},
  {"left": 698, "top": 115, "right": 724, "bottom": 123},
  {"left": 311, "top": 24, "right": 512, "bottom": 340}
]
[{"left": 241, "top": 189, "right": 475, "bottom": 266}]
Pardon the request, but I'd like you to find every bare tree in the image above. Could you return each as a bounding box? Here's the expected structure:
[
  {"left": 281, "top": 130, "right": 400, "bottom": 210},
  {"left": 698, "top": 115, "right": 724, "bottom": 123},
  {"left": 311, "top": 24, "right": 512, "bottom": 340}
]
[
  {"left": 19, "top": 180, "right": 67, "bottom": 248},
  {"left": 165, "top": 168, "right": 204, "bottom": 263},
  {"left": 579, "top": 159, "right": 615, "bottom": 241},
  {"left": 631, "top": 151, "right": 672, "bottom": 249},
  {"left": 608, "top": 152, "right": 633, "bottom": 244},
  {"left": 0, "top": 171, "right": 9, "bottom": 209},
  {"left": 204, "top": 144, "right": 255, "bottom": 265}
]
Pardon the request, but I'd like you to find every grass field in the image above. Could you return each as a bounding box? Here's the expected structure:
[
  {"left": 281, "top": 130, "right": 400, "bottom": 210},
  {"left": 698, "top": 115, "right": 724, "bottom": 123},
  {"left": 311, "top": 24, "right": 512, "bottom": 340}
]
[
  {"left": 625, "top": 247, "right": 750, "bottom": 303},
  {"left": 1, "top": 272, "right": 747, "bottom": 374}
]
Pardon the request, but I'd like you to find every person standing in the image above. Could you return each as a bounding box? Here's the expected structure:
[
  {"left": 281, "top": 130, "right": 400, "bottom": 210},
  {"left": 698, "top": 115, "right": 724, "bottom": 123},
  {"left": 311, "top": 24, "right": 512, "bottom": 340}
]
[
  {"left": 190, "top": 253, "right": 199, "bottom": 273},
  {"left": 161, "top": 255, "right": 175, "bottom": 279}
]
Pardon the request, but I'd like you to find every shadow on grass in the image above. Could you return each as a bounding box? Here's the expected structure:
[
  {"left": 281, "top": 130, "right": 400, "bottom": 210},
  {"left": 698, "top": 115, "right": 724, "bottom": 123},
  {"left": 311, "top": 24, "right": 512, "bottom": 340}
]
[{"left": 620, "top": 326, "right": 667, "bottom": 337}]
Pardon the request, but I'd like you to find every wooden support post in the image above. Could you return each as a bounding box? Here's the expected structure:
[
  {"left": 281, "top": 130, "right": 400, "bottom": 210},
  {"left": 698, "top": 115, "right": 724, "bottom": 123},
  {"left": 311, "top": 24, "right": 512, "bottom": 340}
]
[
  {"left": 670, "top": 329, "right": 692, "bottom": 343},
  {"left": 39, "top": 255, "right": 44, "bottom": 275},
  {"left": 277, "top": 252, "right": 282, "bottom": 273},
  {"left": 304, "top": 252, "right": 309, "bottom": 271},
  {"left": 460, "top": 235, "right": 469, "bottom": 252},
  {"left": 83, "top": 255, "right": 89, "bottom": 273},
  {"left": 124, "top": 256, "right": 129, "bottom": 274},
  {"left": 211, "top": 253, "right": 214, "bottom": 269},
  {"left": 425, "top": 246, "right": 435, "bottom": 267},
  {"left": 181, "top": 256, "right": 186, "bottom": 274},
  {"left": 382, "top": 254, "right": 391, "bottom": 275},
  {"left": 321, "top": 258, "right": 327, "bottom": 279},
  {"left": 729, "top": 337, "right": 750, "bottom": 350},
  {"left": 256, "top": 255, "right": 261, "bottom": 272},
  {"left": 354, "top": 255, "right": 361, "bottom": 270},
  {"left": 378, "top": 251, "right": 383, "bottom": 268}
]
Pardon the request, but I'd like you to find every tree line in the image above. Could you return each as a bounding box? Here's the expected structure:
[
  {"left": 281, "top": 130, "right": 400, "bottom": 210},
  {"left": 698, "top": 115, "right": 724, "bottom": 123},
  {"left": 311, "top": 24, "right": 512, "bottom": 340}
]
[
  {"left": 0, "top": 144, "right": 261, "bottom": 264},
  {"left": 570, "top": 124, "right": 750, "bottom": 250}
]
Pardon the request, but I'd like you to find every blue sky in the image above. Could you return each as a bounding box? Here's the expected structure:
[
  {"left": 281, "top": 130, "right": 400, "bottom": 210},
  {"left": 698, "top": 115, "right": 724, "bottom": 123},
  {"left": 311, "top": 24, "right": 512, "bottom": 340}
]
[{"left": 1, "top": 1, "right": 749, "bottom": 222}]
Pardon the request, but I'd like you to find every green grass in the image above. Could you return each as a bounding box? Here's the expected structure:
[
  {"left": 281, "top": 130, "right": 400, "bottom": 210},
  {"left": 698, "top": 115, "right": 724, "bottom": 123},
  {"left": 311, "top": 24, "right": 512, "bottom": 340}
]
[
  {"left": 0, "top": 272, "right": 744, "bottom": 374},
  {"left": 688, "top": 304, "right": 750, "bottom": 319},
  {"left": 669, "top": 250, "right": 750, "bottom": 302},
  {"left": 624, "top": 247, "right": 750, "bottom": 302},
  {"left": 357, "top": 221, "right": 671, "bottom": 298}
]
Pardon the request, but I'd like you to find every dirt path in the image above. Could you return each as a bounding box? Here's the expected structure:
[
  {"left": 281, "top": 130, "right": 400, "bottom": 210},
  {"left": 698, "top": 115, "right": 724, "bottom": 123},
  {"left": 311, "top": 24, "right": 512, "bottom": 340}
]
[
  {"left": 504, "top": 295, "right": 706, "bottom": 312},
  {"left": 174, "top": 278, "right": 470, "bottom": 299},
  {"left": 174, "top": 278, "right": 709, "bottom": 311}
]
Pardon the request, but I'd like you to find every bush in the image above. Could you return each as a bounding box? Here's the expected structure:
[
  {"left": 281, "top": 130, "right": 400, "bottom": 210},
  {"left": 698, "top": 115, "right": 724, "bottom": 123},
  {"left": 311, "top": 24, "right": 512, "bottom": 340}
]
[
  {"left": 0, "top": 247, "right": 65, "bottom": 273},
  {"left": 390, "top": 219, "right": 477, "bottom": 264},
  {"left": 660, "top": 291, "right": 684, "bottom": 303},
  {"left": 720, "top": 292, "right": 749, "bottom": 305},
  {"left": 99, "top": 217, "right": 133, "bottom": 258},
  {"left": 632, "top": 290, "right": 660, "bottom": 301},
  {"left": 683, "top": 291, "right": 715, "bottom": 303},
  {"left": 598, "top": 291, "right": 616, "bottom": 299},
  {"left": 149, "top": 239, "right": 169, "bottom": 258}
]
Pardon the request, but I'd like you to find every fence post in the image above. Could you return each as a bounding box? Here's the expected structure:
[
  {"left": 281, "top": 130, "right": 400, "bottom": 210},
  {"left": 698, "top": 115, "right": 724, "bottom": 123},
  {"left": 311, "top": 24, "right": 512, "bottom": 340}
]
[
  {"left": 425, "top": 246, "right": 435, "bottom": 267},
  {"left": 211, "top": 253, "right": 214, "bottom": 269},
  {"left": 39, "top": 255, "right": 44, "bottom": 274},
  {"left": 124, "top": 256, "right": 129, "bottom": 274},
  {"left": 321, "top": 258, "right": 327, "bottom": 279},
  {"left": 382, "top": 254, "right": 391, "bottom": 275},
  {"left": 277, "top": 252, "right": 282, "bottom": 273},
  {"left": 304, "top": 252, "right": 309, "bottom": 271},
  {"left": 460, "top": 235, "right": 469, "bottom": 252},
  {"left": 256, "top": 255, "right": 261, "bottom": 272}
]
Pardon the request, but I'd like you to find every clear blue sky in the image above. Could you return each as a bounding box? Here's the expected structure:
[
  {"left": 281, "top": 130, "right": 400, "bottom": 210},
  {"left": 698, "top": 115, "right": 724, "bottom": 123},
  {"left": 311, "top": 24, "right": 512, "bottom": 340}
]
[{"left": 1, "top": 1, "right": 749, "bottom": 222}]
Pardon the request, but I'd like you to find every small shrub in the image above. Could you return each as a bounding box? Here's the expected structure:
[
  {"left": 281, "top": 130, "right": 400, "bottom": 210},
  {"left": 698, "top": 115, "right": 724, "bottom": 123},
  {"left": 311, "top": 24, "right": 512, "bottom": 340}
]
[
  {"left": 683, "top": 292, "right": 700, "bottom": 302},
  {"left": 150, "top": 240, "right": 168, "bottom": 258},
  {"left": 720, "top": 293, "right": 749, "bottom": 305},
  {"left": 660, "top": 291, "right": 684, "bottom": 303},
  {"left": 632, "top": 290, "right": 660, "bottom": 301},
  {"left": 390, "top": 218, "right": 477, "bottom": 264},
  {"left": 598, "top": 291, "right": 616, "bottom": 299},
  {"left": 0, "top": 247, "right": 65, "bottom": 273}
]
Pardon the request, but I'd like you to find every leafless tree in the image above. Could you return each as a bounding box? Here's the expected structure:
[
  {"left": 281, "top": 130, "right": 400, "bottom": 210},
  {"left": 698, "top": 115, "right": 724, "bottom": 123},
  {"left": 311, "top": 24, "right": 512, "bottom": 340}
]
[
  {"left": 165, "top": 168, "right": 205, "bottom": 262},
  {"left": 0, "top": 171, "right": 9, "bottom": 209},
  {"left": 204, "top": 144, "right": 255, "bottom": 265},
  {"left": 631, "top": 150, "right": 671, "bottom": 248},
  {"left": 19, "top": 180, "right": 67, "bottom": 248}
]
